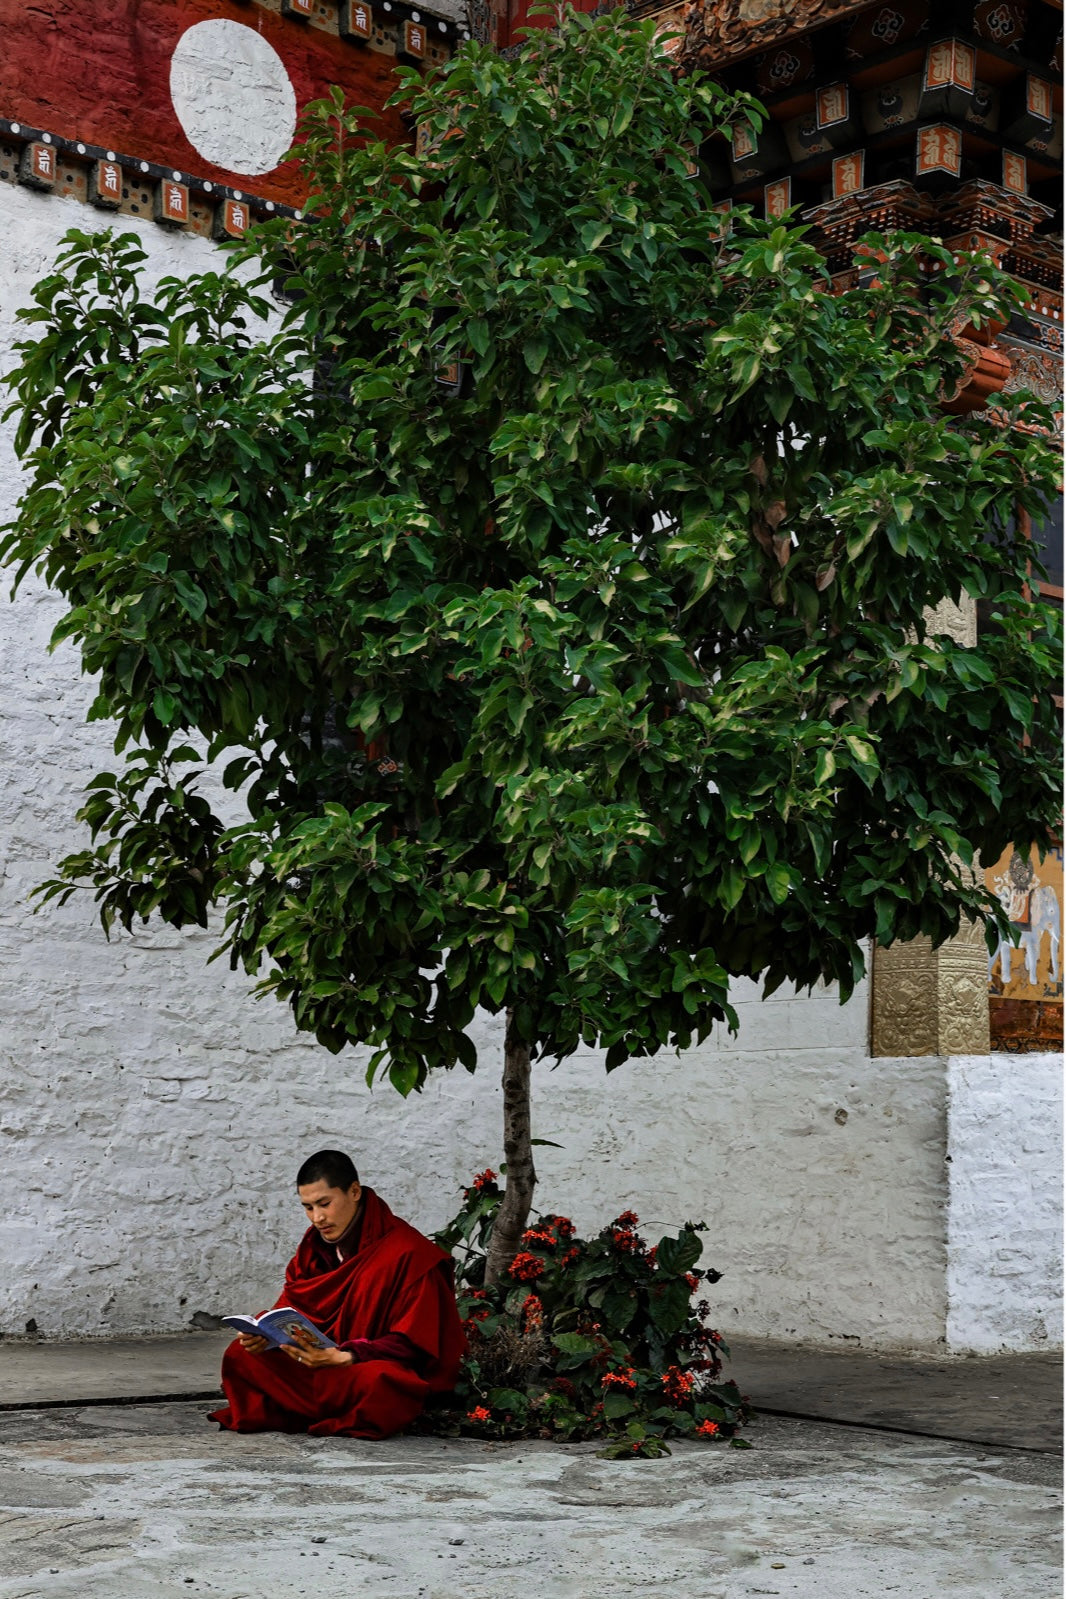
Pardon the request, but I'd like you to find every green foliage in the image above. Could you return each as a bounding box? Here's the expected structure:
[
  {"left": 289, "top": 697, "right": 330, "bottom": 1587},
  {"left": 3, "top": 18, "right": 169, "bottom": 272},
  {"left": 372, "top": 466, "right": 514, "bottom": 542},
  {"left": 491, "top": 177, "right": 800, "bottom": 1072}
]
[
  {"left": 428, "top": 1170, "right": 750, "bottom": 1458},
  {"left": 1, "top": 7, "right": 1060, "bottom": 1088}
]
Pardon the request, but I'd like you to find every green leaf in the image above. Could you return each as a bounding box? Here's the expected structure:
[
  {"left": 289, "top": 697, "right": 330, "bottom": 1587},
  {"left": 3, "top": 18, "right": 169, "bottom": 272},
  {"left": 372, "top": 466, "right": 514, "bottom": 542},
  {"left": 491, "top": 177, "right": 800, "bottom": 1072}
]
[
  {"left": 765, "top": 862, "right": 791, "bottom": 905},
  {"left": 523, "top": 335, "right": 548, "bottom": 374},
  {"left": 844, "top": 735, "right": 877, "bottom": 767},
  {"left": 152, "top": 689, "right": 178, "bottom": 726},
  {"left": 171, "top": 572, "right": 207, "bottom": 621},
  {"left": 603, "top": 1391, "right": 637, "bottom": 1420},
  {"left": 655, "top": 1231, "right": 703, "bottom": 1277}
]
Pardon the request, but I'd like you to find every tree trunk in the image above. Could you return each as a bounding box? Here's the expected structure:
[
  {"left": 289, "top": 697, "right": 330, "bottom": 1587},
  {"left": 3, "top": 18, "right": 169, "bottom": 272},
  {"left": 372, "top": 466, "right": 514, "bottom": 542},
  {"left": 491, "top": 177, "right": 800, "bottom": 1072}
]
[{"left": 483, "top": 1010, "right": 537, "bottom": 1286}]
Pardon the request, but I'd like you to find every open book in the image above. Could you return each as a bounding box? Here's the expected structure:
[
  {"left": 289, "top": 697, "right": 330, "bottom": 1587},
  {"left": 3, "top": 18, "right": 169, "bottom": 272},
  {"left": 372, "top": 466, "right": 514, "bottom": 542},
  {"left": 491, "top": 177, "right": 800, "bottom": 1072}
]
[{"left": 221, "top": 1308, "right": 337, "bottom": 1350}]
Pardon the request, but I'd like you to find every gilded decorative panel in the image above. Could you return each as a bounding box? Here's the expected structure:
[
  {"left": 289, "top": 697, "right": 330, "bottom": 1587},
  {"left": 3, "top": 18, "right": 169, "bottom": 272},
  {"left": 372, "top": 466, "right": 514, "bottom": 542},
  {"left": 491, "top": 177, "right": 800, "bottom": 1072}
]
[{"left": 872, "top": 924, "right": 991, "bottom": 1058}]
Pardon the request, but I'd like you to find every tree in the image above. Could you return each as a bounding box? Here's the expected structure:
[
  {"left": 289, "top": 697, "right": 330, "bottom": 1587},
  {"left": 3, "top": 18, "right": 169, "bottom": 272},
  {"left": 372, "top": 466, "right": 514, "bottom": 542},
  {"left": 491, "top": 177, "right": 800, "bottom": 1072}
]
[{"left": 3, "top": 8, "right": 1060, "bottom": 1282}]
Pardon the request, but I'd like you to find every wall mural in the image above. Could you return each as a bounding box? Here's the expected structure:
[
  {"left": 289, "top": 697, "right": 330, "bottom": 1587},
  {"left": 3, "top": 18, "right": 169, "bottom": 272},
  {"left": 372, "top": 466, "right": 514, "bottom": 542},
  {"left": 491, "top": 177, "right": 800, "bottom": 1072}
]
[
  {"left": 986, "top": 842, "right": 1064, "bottom": 1050},
  {"left": 0, "top": 0, "right": 462, "bottom": 214}
]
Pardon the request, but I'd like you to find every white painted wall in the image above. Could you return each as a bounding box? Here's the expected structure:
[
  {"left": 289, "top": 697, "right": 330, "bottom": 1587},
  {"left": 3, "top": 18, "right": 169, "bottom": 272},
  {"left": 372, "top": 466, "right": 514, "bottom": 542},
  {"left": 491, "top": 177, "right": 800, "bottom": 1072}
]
[
  {"left": 0, "top": 187, "right": 1059, "bottom": 1354},
  {"left": 946, "top": 1052, "right": 1064, "bottom": 1353}
]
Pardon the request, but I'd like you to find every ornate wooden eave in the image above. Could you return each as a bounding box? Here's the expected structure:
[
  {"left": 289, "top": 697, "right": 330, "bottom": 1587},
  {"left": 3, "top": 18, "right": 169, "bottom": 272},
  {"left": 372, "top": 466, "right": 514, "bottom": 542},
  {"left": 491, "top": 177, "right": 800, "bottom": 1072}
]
[
  {"left": 674, "top": 0, "right": 881, "bottom": 71},
  {"left": 648, "top": 0, "right": 1064, "bottom": 427}
]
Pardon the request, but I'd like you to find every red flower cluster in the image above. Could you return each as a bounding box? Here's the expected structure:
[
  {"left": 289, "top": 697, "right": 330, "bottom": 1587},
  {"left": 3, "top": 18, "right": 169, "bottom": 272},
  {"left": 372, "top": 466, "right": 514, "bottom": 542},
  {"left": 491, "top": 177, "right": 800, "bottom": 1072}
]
[
  {"left": 508, "top": 1252, "right": 546, "bottom": 1283},
  {"left": 615, "top": 1210, "right": 639, "bottom": 1229},
  {"left": 462, "top": 1168, "right": 498, "bottom": 1202},
  {"left": 521, "top": 1227, "right": 558, "bottom": 1249},
  {"left": 560, "top": 1246, "right": 580, "bottom": 1270},
  {"left": 522, "top": 1294, "right": 544, "bottom": 1332},
  {"left": 467, "top": 1406, "right": 491, "bottom": 1423},
  {"left": 662, "top": 1365, "right": 695, "bottom": 1402},
  {"left": 460, "top": 1297, "right": 492, "bottom": 1339},
  {"left": 548, "top": 1215, "right": 576, "bottom": 1240},
  {"left": 602, "top": 1367, "right": 637, "bottom": 1391},
  {"left": 611, "top": 1228, "right": 644, "bottom": 1254},
  {"left": 685, "top": 1273, "right": 701, "bottom": 1292},
  {"left": 687, "top": 1322, "right": 722, "bottom": 1355},
  {"left": 695, "top": 1419, "right": 720, "bottom": 1438},
  {"left": 551, "top": 1376, "right": 577, "bottom": 1400}
]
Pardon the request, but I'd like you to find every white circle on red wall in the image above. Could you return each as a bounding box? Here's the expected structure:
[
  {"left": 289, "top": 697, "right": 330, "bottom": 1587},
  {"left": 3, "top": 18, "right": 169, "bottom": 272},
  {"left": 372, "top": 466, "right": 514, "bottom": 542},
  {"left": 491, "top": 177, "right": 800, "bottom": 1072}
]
[{"left": 170, "top": 20, "right": 297, "bottom": 177}]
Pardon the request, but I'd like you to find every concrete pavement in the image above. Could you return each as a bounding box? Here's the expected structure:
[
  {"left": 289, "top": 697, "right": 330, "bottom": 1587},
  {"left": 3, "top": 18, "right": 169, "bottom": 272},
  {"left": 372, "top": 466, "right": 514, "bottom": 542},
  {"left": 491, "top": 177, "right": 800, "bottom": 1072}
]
[
  {"left": 0, "top": 1399, "right": 1061, "bottom": 1599},
  {"left": 0, "top": 1334, "right": 1060, "bottom": 1597}
]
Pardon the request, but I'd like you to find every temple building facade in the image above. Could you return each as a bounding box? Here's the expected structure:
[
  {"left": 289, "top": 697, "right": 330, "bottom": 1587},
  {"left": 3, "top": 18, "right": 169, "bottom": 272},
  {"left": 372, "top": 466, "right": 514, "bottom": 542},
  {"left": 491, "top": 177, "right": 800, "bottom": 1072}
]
[{"left": 0, "top": 0, "right": 1060, "bottom": 1353}]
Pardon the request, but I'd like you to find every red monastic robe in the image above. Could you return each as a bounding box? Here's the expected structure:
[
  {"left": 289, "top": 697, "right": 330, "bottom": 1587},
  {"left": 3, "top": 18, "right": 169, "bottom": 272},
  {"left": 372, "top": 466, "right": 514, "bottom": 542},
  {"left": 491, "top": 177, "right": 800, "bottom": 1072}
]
[{"left": 209, "top": 1189, "right": 465, "bottom": 1438}]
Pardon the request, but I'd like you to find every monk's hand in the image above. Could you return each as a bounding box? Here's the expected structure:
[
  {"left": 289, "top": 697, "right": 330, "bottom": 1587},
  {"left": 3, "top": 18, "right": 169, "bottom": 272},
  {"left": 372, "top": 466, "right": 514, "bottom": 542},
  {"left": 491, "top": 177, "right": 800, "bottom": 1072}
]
[
  {"left": 280, "top": 1327, "right": 353, "bottom": 1369},
  {"left": 237, "top": 1333, "right": 270, "bottom": 1355}
]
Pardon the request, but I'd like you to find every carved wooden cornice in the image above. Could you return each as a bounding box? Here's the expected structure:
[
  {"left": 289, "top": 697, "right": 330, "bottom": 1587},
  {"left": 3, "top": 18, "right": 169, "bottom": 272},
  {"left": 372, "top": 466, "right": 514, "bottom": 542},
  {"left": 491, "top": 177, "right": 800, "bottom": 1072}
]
[{"left": 679, "top": 0, "right": 877, "bottom": 69}]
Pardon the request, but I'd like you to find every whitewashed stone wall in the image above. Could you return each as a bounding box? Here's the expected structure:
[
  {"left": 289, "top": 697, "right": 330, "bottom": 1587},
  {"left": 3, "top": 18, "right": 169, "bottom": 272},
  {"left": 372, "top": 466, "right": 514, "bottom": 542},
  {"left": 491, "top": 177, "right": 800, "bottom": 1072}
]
[
  {"left": 946, "top": 1052, "right": 1063, "bottom": 1352},
  {"left": 0, "top": 187, "right": 1060, "bottom": 1353}
]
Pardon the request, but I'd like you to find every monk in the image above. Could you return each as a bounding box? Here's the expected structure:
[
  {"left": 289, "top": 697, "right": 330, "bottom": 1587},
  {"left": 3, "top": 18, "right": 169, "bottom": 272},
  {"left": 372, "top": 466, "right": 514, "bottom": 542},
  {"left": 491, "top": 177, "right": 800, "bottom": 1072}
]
[{"left": 209, "top": 1150, "right": 465, "bottom": 1438}]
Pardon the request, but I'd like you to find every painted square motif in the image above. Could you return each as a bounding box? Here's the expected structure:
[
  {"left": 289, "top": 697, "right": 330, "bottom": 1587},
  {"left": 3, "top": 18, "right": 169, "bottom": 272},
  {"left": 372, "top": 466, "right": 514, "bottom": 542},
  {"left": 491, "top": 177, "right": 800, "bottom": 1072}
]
[
  {"left": 764, "top": 177, "right": 791, "bottom": 219},
  {"left": 1002, "top": 150, "right": 1027, "bottom": 194},
  {"left": 341, "top": 0, "right": 373, "bottom": 40},
  {"left": 832, "top": 151, "right": 865, "bottom": 199},
  {"left": 916, "top": 124, "right": 961, "bottom": 176},
  {"left": 816, "top": 84, "right": 848, "bottom": 130},
  {"left": 221, "top": 198, "right": 249, "bottom": 236},
  {"left": 1026, "top": 76, "right": 1053, "bottom": 123},
  {"left": 282, "top": 0, "right": 315, "bottom": 17},
  {"left": 90, "top": 159, "right": 123, "bottom": 208},
  {"left": 404, "top": 20, "right": 426, "bottom": 58},
  {"left": 731, "top": 122, "right": 755, "bottom": 162},
  {"left": 21, "top": 141, "right": 56, "bottom": 187},
  {"left": 924, "top": 40, "right": 975, "bottom": 94},
  {"left": 157, "top": 179, "right": 189, "bottom": 224}
]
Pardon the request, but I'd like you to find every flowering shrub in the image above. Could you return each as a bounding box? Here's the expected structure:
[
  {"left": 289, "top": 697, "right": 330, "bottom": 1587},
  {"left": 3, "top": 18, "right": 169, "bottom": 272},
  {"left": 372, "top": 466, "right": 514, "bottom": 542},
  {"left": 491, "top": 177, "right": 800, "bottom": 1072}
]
[{"left": 429, "top": 1172, "right": 751, "bottom": 1458}]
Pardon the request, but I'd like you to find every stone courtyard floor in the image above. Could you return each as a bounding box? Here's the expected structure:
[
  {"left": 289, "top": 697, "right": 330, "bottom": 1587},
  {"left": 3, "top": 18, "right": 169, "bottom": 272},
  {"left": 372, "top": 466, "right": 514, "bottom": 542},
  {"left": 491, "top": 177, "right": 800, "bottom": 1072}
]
[{"left": 0, "top": 1336, "right": 1060, "bottom": 1598}]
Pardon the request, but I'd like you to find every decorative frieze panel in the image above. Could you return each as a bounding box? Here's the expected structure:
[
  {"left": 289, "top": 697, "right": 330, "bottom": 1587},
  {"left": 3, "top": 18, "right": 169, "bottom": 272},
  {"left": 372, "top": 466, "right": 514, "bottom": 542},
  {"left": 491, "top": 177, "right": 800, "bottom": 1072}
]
[
  {"left": 846, "top": 0, "right": 932, "bottom": 57},
  {"left": 0, "top": 125, "right": 270, "bottom": 239},
  {"left": 754, "top": 38, "right": 816, "bottom": 96},
  {"left": 972, "top": 0, "right": 1028, "bottom": 48}
]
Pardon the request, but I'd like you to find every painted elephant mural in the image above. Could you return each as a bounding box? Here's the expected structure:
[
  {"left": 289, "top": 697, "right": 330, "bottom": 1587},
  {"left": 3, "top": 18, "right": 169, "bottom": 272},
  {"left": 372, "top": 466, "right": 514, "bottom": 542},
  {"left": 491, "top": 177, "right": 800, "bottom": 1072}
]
[{"left": 987, "top": 846, "right": 1064, "bottom": 1002}]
